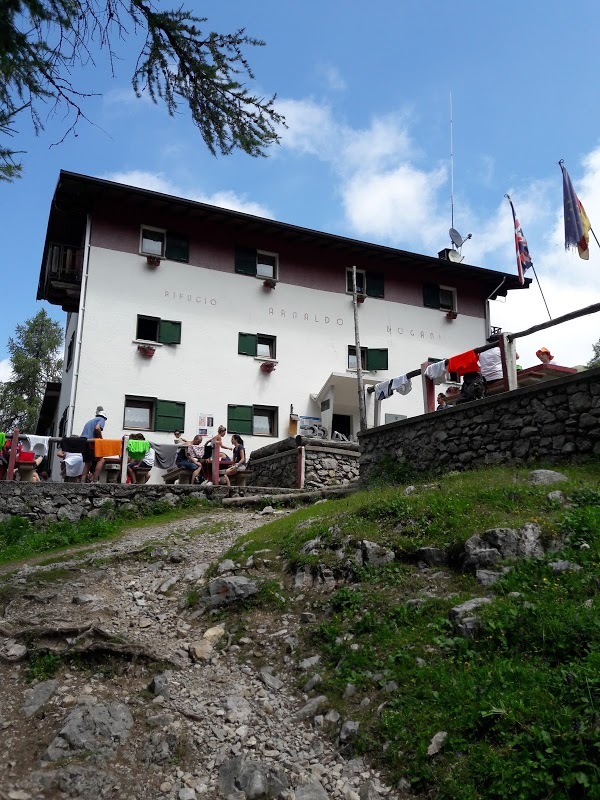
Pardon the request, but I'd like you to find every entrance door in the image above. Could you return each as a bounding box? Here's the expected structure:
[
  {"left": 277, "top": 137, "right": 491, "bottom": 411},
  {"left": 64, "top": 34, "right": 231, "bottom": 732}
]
[{"left": 332, "top": 414, "right": 352, "bottom": 439}]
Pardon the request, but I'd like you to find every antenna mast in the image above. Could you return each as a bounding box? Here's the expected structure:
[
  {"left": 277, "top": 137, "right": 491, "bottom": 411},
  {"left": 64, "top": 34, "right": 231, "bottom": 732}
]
[{"left": 450, "top": 92, "right": 454, "bottom": 230}]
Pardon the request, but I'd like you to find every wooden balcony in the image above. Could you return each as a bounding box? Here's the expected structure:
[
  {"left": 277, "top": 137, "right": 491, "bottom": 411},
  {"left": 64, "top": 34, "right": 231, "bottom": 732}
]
[{"left": 38, "top": 243, "right": 83, "bottom": 311}]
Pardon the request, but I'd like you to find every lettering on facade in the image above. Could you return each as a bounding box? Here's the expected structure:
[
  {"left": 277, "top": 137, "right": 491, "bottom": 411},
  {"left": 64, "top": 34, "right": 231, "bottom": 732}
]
[
  {"left": 164, "top": 291, "right": 217, "bottom": 305},
  {"left": 267, "top": 308, "right": 344, "bottom": 326},
  {"left": 387, "top": 326, "right": 441, "bottom": 341}
]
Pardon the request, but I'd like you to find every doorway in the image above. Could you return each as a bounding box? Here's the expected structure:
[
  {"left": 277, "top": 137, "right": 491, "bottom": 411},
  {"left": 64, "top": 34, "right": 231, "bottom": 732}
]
[{"left": 332, "top": 413, "right": 352, "bottom": 439}]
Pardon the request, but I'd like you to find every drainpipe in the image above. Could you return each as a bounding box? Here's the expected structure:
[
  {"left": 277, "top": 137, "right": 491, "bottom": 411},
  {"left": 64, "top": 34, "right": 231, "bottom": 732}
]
[{"left": 67, "top": 213, "right": 92, "bottom": 435}]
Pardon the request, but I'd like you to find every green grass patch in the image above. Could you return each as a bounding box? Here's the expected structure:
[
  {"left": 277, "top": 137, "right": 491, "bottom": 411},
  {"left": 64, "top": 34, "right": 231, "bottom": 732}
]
[
  {"left": 0, "top": 495, "right": 212, "bottom": 566},
  {"left": 228, "top": 461, "right": 600, "bottom": 799}
]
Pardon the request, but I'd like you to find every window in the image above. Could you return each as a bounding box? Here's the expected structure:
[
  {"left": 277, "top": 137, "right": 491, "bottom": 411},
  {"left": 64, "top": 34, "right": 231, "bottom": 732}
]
[
  {"left": 66, "top": 332, "right": 75, "bottom": 371},
  {"left": 238, "top": 332, "right": 276, "bottom": 358},
  {"left": 124, "top": 397, "right": 185, "bottom": 431},
  {"left": 140, "top": 227, "right": 189, "bottom": 262},
  {"left": 227, "top": 404, "right": 279, "bottom": 437},
  {"left": 348, "top": 346, "right": 367, "bottom": 370},
  {"left": 136, "top": 315, "right": 182, "bottom": 344},
  {"left": 348, "top": 345, "right": 388, "bottom": 371},
  {"left": 423, "top": 283, "right": 457, "bottom": 312},
  {"left": 345, "top": 268, "right": 385, "bottom": 298},
  {"left": 235, "top": 246, "right": 279, "bottom": 280}
]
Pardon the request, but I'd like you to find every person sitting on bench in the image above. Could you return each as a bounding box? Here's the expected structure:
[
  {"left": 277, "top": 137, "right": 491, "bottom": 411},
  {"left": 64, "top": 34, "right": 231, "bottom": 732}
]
[
  {"left": 222, "top": 434, "right": 246, "bottom": 487},
  {"left": 127, "top": 433, "right": 154, "bottom": 484},
  {"left": 175, "top": 443, "right": 203, "bottom": 483}
]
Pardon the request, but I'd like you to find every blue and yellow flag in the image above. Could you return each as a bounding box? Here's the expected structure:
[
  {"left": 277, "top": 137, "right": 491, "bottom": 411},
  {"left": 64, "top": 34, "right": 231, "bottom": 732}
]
[{"left": 560, "top": 160, "right": 590, "bottom": 260}]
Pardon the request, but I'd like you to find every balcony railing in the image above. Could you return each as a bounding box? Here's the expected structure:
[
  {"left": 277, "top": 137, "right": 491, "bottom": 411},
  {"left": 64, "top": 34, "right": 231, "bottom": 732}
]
[
  {"left": 46, "top": 243, "right": 83, "bottom": 282},
  {"left": 40, "top": 243, "right": 84, "bottom": 311}
]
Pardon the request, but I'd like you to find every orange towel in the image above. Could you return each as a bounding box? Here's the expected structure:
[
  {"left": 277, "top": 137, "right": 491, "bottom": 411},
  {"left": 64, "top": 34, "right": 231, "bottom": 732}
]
[
  {"left": 93, "top": 439, "right": 123, "bottom": 457},
  {"left": 447, "top": 350, "right": 480, "bottom": 376}
]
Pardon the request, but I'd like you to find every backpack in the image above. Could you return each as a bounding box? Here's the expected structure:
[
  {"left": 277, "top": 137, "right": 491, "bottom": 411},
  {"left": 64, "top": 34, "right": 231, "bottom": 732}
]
[{"left": 457, "top": 372, "right": 487, "bottom": 403}]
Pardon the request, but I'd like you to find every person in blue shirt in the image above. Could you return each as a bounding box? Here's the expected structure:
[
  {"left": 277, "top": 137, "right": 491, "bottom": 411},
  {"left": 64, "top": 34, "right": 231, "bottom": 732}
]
[{"left": 81, "top": 407, "right": 107, "bottom": 482}]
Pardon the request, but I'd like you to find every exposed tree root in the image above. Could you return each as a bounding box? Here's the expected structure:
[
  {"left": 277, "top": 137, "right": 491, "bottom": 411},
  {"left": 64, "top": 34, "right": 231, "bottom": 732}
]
[{"left": 0, "top": 621, "right": 179, "bottom": 667}]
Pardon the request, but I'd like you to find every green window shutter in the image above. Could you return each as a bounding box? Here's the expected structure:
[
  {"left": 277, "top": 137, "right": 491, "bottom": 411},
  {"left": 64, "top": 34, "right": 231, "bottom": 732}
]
[
  {"left": 366, "top": 271, "right": 385, "bottom": 298},
  {"left": 366, "top": 348, "right": 388, "bottom": 371},
  {"left": 235, "top": 246, "right": 257, "bottom": 276},
  {"left": 423, "top": 283, "right": 441, "bottom": 309},
  {"left": 158, "top": 319, "right": 182, "bottom": 344},
  {"left": 155, "top": 400, "right": 185, "bottom": 432},
  {"left": 238, "top": 332, "right": 257, "bottom": 356},
  {"left": 165, "top": 233, "right": 189, "bottom": 262},
  {"left": 227, "top": 404, "right": 253, "bottom": 435}
]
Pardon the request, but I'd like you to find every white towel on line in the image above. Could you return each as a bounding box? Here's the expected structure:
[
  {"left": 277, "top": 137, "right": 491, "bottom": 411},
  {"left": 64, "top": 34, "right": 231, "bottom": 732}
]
[
  {"left": 424, "top": 361, "right": 448, "bottom": 384},
  {"left": 374, "top": 380, "right": 393, "bottom": 401},
  {"left": 63, "top": 453, "right": 83, "bottom": 477},
  {"left": 22, "top": 435, "right": 50, "bottom": 456},
  {"left": 391, "top": 375, "right": 412, "bottom": 395}
]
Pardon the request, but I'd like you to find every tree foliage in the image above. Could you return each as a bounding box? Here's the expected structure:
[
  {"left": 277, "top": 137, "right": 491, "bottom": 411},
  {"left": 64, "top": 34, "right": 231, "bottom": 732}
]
[
  {"left": 587, "top": 339, "right": 600, "bottom": 369},
  {"left": 0, "top": 309, "right": 63, "bottom": 432},
  {"left": 0, "top": 1, "right": 285, "bottom": 179}
]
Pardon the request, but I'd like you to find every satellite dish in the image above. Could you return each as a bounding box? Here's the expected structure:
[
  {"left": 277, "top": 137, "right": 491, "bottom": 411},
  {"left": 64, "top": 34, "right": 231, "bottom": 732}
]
[
  {"left": 447, "top": 248, "right": 463, "bottom": 263},
  {"left": 450, "top": 227, "right": 465, "bottom": 247}
]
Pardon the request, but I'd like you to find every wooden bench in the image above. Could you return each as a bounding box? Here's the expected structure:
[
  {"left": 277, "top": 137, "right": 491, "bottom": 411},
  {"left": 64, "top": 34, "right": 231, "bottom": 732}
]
[
  {"left": 162, "top": 467, "right": 193, "bottom": 485},
  {"left": 230, "top": 470, "right": 253, "bottom": 487},
  {"left": 133, "top": 467, "right": 152, "bottom": 484},
  {"left": 104, "top": 461, "right": 122, "bottom": 484}
]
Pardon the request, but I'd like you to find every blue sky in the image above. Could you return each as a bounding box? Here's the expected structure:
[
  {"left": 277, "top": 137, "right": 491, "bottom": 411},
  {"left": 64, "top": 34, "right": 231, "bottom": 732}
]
[{"left": 2, "top": 0, "right": 600, "bottom": 378}]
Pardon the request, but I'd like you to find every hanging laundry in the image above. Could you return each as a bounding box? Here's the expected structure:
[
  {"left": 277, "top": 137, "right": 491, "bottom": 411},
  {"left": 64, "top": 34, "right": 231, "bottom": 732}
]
[
  {"left": 424, "top": 361, "right": 449, "bottom": 384},
  {"left": 391, "top": 375, "right": 412, "bottom": 395},
  {"left": 447, "top": 350, "right": 480, "bottom": 376},
  {"left": 127, "top": 439, "right": 150, "bottom": 458},
  {"left": 60, "top": 436, "right": 87, "bottom": 454},
  {"left": 0, "top": 433, "right": 5, "bottom": 449},
  {"left": 93, "top": 439, "right": 122, "bottom": 458},
  {"left": 149, "top": 443, "right": 179, "bottom": 471},
  {"left": 374, "top": 380, "right": 393, "bottom": 401},
  {"left": 63, "top": 453, "right": 84, "bottom": 477},
  {"left": 22, "top": 435, "right": 50, "bottom": 457}
]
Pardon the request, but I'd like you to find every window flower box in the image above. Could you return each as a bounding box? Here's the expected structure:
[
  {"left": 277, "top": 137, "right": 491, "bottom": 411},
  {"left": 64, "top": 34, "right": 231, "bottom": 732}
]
[
  {"left": 137, "top": 344, "right": 156, "bottom": 357},
  {"left": 260, "top": 360, "right": 276, "bottom": 374}
]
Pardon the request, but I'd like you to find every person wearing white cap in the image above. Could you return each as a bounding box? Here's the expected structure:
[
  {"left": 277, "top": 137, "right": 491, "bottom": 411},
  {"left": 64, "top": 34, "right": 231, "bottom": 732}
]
[{"left": 80, "top": 406, "right": 108, "bottom": 482}]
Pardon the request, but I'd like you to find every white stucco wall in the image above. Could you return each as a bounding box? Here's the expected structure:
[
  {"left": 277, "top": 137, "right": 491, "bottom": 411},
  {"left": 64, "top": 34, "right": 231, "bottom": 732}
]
[{"left": 68, "top": 246, "right": 487, "bottom": 456}]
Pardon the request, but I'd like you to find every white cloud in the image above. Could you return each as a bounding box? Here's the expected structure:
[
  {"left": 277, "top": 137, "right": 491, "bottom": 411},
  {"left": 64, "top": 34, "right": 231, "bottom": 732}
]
[
  {"left": 103, "top": 170, "right": 274, "bottom": 218},
  {"left": 0, "top": 358, "right": 12, "bottom": 382},
  {"left": 319, "top": 65, "right": 347, "bottom": 92},
  {"left": 278, "top": 99, "right": 442, "bottom": 245},
  {"left": 343, "top": 164, "right": 447, "bottom": 244}
]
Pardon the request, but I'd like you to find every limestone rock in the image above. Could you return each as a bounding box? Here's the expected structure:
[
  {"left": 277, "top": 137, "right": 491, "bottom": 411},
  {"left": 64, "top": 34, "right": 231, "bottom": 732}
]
[
  {"left": 22, "top": 679, "right": 57, "bottom": 718},
  {"left": 46, "top": 702, "right": 133, "bottom": 761},
  {"left": 426, "top": 730, "right": 447, "bottom": 756},
  {"left": 529, "top": 469, "right": 568, "bottom": 486}
]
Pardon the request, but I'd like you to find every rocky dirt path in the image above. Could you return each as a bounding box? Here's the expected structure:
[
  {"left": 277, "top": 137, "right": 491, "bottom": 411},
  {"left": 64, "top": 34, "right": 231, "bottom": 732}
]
[{"left": 0, "top": 508, "right": 398, "bottom": 800}]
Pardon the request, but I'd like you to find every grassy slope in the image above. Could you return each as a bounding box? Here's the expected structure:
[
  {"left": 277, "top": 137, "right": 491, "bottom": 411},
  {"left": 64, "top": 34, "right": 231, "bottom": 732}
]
[
  {"left": 228, "top": 463, "right": 600, "bottom": 800},
  {"left": 0, "top": 495, "right": 212, "bottom": 567}
]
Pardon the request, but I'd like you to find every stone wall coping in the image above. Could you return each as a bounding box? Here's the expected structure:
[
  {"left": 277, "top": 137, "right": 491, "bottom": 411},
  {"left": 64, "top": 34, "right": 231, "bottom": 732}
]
[
  {"left": 248, "top": 450, "right": 298, "bottom": 466},
  {"left": 359, "top": 366, "right": 600, "bottom": 440},
  {"left": 304, "top": 445, "right": 359, "bottom": 457}
]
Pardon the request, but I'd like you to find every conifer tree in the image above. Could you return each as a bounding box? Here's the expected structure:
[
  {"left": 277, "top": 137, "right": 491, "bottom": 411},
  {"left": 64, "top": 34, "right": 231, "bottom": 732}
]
[
  {"left": 587, "top": 339, "right": 600, "bottom": 369},
  {"left": 0, "top": 309, "right": 63, "bottom": 432},
  {"left": 0, "top": 1, "right": 285, "bottom": 180}
]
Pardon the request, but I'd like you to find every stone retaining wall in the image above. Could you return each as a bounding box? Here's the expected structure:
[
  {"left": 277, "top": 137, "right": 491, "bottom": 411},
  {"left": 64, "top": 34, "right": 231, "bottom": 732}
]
[
  {"left": 0, "top": 483, "right": 208, "bottom": 527},
  {"left": 359, "top": 367, "right": 600, "bottom": 481},
  {"left": 248, "top": 437, "right": 360, "bottom": 488}
]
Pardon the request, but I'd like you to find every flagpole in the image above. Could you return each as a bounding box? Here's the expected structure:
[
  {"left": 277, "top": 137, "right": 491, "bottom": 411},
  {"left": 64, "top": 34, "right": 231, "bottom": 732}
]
[
  {"left": 589, "top": 227, "right": 600, "bottom": 249},
  {"left": 504, "top": 194, "right": 551, "bottom": 320},
  {"left": 530, "top": 264, "right": 552, "bottom": 320}
]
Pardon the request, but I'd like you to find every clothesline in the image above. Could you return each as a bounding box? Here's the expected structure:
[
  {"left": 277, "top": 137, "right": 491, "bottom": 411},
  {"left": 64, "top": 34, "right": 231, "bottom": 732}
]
[{"left": 366, "top": 341, "right": 498, "bottom": 394}]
